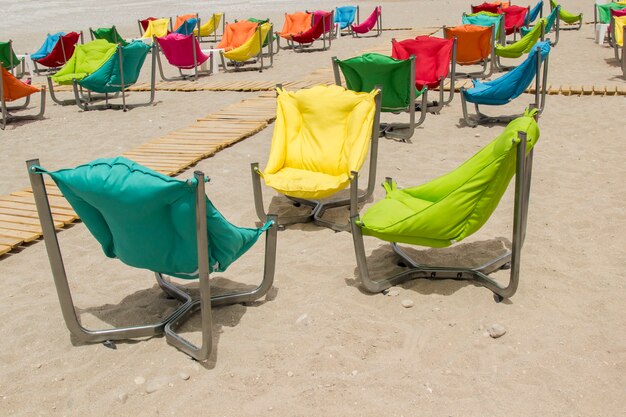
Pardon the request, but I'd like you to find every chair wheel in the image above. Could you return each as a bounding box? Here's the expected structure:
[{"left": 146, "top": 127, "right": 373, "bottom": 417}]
[{"left": 493, "top": 294, "right": 504, "bottom": 303}]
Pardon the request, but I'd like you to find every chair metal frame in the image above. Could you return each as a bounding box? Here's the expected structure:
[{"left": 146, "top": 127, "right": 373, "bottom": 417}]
[
  {"left": 155, "top": 32, "right": 213, "bottom": 81},
  {"left": 349, "top": 115, "right": 537, "bottom": 301},
  {"left": 495, "top": 20, "right": 545, "bottom": 71},
  {"left": 289, "top": 10, "right": 334, "bottom": 52},
  {"left": 69, "top": 44, "right": 156, "bottom": 112},
  {"left": 32, "top": 31, "right": 84, "bottom": 76},
  {"left": 250, "top": 85, "right": 382, "bottom": 232},
  {"left": 27, "top": 161, "right": 278, "bottom": 362},
  {"left": 351, "top": 6, "right": 383, "bottom": 38},
  {"left": 461, "top": 45, "right": 548, "bottom": 127},
  {"left": 332, "top": 55, "right": 427, "bottom": 142},
  {"left": 445, "top": 24, "right": 496, "bottom": 79},
  {"left": 0, "top": 70, "right": 46, "bottom": 130},
  {"left": 219, "top": 24, "right": 274, "bottom": 73}
]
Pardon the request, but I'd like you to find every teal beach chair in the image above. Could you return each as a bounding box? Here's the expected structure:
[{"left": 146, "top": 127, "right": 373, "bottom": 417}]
[{"left": 27, "top": 157, "right": 278, "bottom": 361}]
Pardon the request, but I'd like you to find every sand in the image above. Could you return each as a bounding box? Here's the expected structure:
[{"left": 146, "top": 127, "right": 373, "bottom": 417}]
[{"left": 1, "top": 1, "right": 625, "bottom": 416}]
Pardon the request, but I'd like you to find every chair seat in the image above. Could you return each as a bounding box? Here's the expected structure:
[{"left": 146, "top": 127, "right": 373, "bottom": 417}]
[{"left": 263, "top": 167, "right": 350, "bottom": 200}]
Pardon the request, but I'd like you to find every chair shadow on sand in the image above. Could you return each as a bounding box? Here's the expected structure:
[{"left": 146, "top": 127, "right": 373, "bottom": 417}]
[
  {"left": 346, "top": 237, "right": 514, "bottom": 300},
  {"left": 76, "top": 277, "right": 278, "bottom": 368}
]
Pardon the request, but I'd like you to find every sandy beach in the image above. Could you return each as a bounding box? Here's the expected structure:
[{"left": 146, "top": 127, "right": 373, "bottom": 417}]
[{"left": 1, "top": 1, "right": 625, "bottom": 416}]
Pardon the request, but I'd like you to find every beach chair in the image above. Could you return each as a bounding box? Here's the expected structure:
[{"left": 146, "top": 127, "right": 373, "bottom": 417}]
[
  {"left": 349, "top": 108, "right": 540, "bottom": 302},
  {"left": 194, "top": 13, "right": 225, "bottom": 42},
  {"left": 460, "top": 41, "right": 550, "bottom": 127},
  {"left": 502, "top": 5, "right": 529, "bottom": 37},
  {"left": 334, "top": 5, "right": 359, "bottom": 36},
  {"left": 471, "top": 2, "right": 504, "bottom": 14},
  {"left": 522, "top": 5, "right": 559, "bottom": 45},
  {"left": 462, "top": 11, "right": 506, "bottom": 45},
  {"left": 248, "top": 18, "right": 280, "bottom": 56},
  {"left": 277, "top": 12, "right": 313, "bottom": 48},
  {"left": 549, "top": 0, "right": 582, "bottom": 30},
  {"left": 444, "top": 24, "right": 495, "bottom": 78},
  {"left": 155, "top": 33, "right": 212, "bottom": 80},
  {"left": 525, "top": 0, "right": 544, "bottom": 25},
  {"left": 27, "top": 157, "right": 278, "bottom": 361},
  {"left": 333, "top": 53, "right": 428, "bottom": 142},
  {"left": 174, "top": 16, "right": 200, "bottom": 36},
  {"left": 73, "top": 41, "right": 156, "bottom": 111},
  {"left": 290, "top": 10, "right": 334, "bottom": 51},
  {"left": 141, "top": 18, "right": 171, "bottom": 39},
  {"left": 1, "top": 67, "right": 45, "bottom": 130},
  {"left": 218, "top": 21, "right": 273, "bottom": 72},
  {"left": 612, "top": 15, "right": 626, "bottom": 77},
  {"left": 47, "top": 39, "right": 119, "bottom": 106},
  {"left": 31, "top": 32, "right": 82, "bottom": 75},
  {"left": 596, "top": 2, "right": 626, "bottom": 43},
  {"left": 89, "top": 26, "right": 128, "bottom": 46},
  {"left": 138, "top": 17, "right": 157, "bottom": 35},
  {"left": 495, "top": 18, "right": 545, "bottom": 70},
  {"left": 251, "top": 85, "right": 382, "bottom": 231},
  {"left": 391, "top": 35, "right": 457, "bottom": 113},
  {"left": 351, "top": 6, "right": 383, "bottom": 38},
  {"left": 0, "top": 40, "right": 27, "bottom": 79},
  {"left": 174, "top": 14, "right": 198, "bottom": 31}
]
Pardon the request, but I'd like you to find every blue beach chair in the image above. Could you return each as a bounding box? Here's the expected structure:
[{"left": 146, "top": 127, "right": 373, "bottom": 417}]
[{"left": 460, "top": 41, "right": 550, "bottom": 126}]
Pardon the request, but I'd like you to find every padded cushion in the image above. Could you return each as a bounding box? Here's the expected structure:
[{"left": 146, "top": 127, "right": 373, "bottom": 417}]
[
  {"left": 262, "top": 85, "right": 378, "bottom": 200},
  {"left": 444, "top": 24, "right": 493, "bottom": 65},
  {"left": 278, "top": 12, "right": 312, "bottom": 39},
  {"left": 391, "top": 36, "right": 454, "bottom": 90},
  {"left": 218, "top": 20, "right": 259, "bottom": 51},
  {"left": 359, "top": 112, "right": 540, "bottom": 247},
  {"left": 52, "top": 39, "right": 118, "bottom": 85},
  {"left": 496, "top": 18, "right": 544, "bottom": 58},
  {"left": 2, "top": 66, "right": 40, "bottom": 102},
  {"left": 38, "top": 157, "right": 269, "bottom": 278},
  {"left": 142, "top": 19, "right": 170, "bottom": 38},
  {"left": 223, "top": 23, "right": 271, "bottom": 62}
]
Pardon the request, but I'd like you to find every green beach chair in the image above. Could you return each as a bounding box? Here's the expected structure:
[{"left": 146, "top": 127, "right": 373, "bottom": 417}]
[
  {"left": 89, "top": 25, "right": 129, "bottom": 46},
  {"left": 549, "top": 0, "right": 582, "bottom": 30},
  {"left": 73, "top": 41, "right": 156, "bottom": 111},
  {"left": 47, "top": 39, "right": 118, "bottom": 105},
  {"left": 333, "top": 53, "right": 428, "bottom": 142},
  {"left": 0, "top": 40, "right": 27, "bottom": 79},
  {"left": 495, "top": 18, "right": 545, "bottom": 70},
  {"left": 349, "top": 109, "right": 540, "bottom": 301},
  {"left": 27, "top": 157, "right": 278, "bottom": 361}
]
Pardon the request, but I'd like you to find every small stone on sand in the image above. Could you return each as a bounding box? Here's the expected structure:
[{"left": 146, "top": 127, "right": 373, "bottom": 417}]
[
  {"left": 134, "top": 376, "right": 145, "bottom": 385},
  {"left": 488, "top": 324, "right": 506, "bottom": 338},
  {"left": 401, "top": 299, "right": 414, "bottom": 308}
]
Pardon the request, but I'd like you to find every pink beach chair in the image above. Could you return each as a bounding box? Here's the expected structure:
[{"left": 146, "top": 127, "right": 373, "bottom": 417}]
[
  {"left": 351, "top": 6, "right": 383, "bottom": 37},
  {"left": 155, "top": 33, "right": 212, "bottom": 81}
]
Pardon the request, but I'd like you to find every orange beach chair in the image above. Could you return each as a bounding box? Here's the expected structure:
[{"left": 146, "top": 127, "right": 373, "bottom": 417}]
[
  {"left": 1, "top": 67, "right": 46, "bottom": 130},
  {"left": 444, "top": 24, "right": 495, "bottom": 78}
]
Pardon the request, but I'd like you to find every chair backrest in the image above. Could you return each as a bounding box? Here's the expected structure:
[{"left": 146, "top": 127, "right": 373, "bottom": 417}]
[
  {"left": 614, "top": 15, "right": 626, "bottom": 46},
  {"left": 0, "top": 41, "right": 20, "bottom": 70},
  {"left": 335, "top": 6, "right": 358, "bottom": 29},
  {"left": 465, "top": 41, "right": 550, "bottom": 105},
  {"left": 363, "top": 111, "right": 539, "bottom": 247},
  {"left": 142, "top": 19, "right": 170, "bottom": 38},
  {"left": 503, "top": 5, "right": 529, "bottom": 34},
  {"left": 157, "top": 33, "right": 209, "bottom": 69},
  {"left": 391, "top": 36, "right": 454, "bottom": 89},
  {"left": 34, "top": 32, "right": 80, "bottom": 68},
  {"left": 51, "top": 39, "right": 118, "bottom": 84},
  {"left": 139, "top": 17, "right": 157, "bottom": 31},
  {"left": 292, "top": 10, "right": 332, "bottom": 42},
  {"left": 278, "top": 12, "right": 312, "bottom": 37},
  {"left": 462, "top": 11, "right": 503, "bottom": 38},
  {"left": 91, "top": 26, "right": 128, "bottom": 46},
  {"left": 265, "top": 85, "right": 378, "bottom": 180},
  {"left": 35, "top": 157, "right": 267, "bottom": 277},
  {"left": 352, "top": 6, "right": 381, "bottom": 34},
  {"left": 444, "top": 24, "right": 492, "bottom": 64},
  {"left": 549, "top": 0, "right": 581, "bottom": 22},
  {"left": 217, "top": 20, "right": 259, "bottom": 50},
  {"left": 496, "top": 18, "right": 544, "bottom": 58},
  {"left": 1, "top": 66, "right": 40, "bottom": 102},
  {"left": 598, "top": 3, "right": 626, "bottom": 24},
  {"left": 79, "top": 41, "right": 151, "bottom": 93},
  {"left": 526, "top": 0, "right": 544, "bottom": 24},
  {"left": 223, "top": 23, "right": 272, "bottom": 62},
  {"left": 472, "top": 2, "right": 503, "bottom": 14},
  {"left": 336, "top": 53, "right": 414, "bottom": 112},
  {"left": 545, "top": 5, "right": 560, "bottom": 31},
  {"left": 195, "top": 13, "right": 224, "bottom": 37},
  {"left": 31, "top": 32, "right": 64, "bottom": 61},
  {"left": 174, "top": 17, "right": 198, "bottom": 35},
  {"left": 174, "top": 14, "right": 197, "bottom": 30}
]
